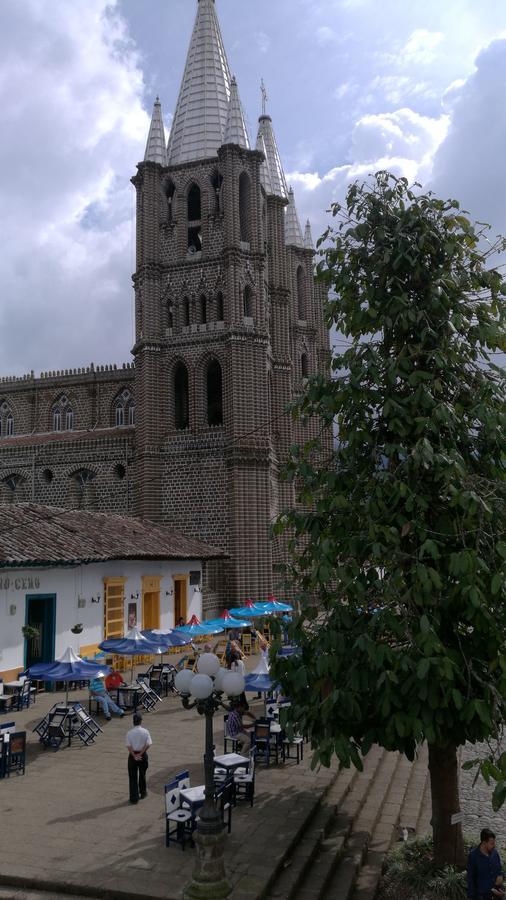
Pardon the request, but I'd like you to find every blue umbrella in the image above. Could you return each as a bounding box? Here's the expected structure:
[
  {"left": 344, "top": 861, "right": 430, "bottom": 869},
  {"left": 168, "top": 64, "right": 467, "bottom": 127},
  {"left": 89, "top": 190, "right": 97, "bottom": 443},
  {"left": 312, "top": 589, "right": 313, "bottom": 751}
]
[
  {"left": 141, "top": 629, "right": 190, "bottom": 648},
  {"left": 99, "top": 626, "right": 174, "bottom": 681},
  {"left": 260, "top": 597, "right": 293, "bottom": 614},
  {"left": 244, "top": 657, "right": 277, "bottom": 693},
  {"left": 233, "top": 602, "right": 272, "bottom": 618},
  {"left": 27, "top": 646, "right": 112, "bottom": 706},
  {"left": 204, "top": 609, "right": 252, "bottom": 630},
  {"left": 174, "top": 615, "right": 224, "bottom": 638}
]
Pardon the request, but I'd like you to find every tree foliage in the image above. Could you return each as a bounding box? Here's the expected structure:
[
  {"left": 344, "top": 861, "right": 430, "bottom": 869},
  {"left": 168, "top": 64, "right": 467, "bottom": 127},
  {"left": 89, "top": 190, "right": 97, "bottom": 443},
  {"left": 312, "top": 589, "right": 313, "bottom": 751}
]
[{"left": 272, "top": 172, "right": 506, "bottom": 863}]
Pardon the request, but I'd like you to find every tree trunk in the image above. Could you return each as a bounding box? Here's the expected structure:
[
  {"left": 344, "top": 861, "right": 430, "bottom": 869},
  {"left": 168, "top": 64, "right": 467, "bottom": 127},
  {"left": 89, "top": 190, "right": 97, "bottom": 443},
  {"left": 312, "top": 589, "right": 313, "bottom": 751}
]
[{"left": 428, "top": 742, "right": 466, "bottom": 867}]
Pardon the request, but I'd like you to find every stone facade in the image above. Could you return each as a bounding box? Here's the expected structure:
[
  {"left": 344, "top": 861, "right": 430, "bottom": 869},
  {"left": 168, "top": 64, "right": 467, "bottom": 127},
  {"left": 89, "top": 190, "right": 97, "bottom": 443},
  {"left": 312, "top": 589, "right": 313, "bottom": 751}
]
[{"left": 0, "top": 6, "right": 331, "bottom": 608}]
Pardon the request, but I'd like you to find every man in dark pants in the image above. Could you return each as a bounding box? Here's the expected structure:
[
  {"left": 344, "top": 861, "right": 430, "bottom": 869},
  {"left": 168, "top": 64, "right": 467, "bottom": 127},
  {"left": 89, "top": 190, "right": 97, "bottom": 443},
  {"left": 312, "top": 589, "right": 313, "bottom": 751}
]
[
  {"left": 126, "top": 712, "right": 152, "bottom": 804},
  {"left": 467, "top": 827, "right": 503, "bottom": 899}
]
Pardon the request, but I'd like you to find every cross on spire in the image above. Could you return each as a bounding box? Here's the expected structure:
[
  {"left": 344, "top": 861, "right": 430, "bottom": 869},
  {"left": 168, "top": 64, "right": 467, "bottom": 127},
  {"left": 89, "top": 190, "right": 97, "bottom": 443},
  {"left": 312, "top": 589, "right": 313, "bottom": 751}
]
[{"left": 261, "top": 79, "right": 268, "bottom": 116}]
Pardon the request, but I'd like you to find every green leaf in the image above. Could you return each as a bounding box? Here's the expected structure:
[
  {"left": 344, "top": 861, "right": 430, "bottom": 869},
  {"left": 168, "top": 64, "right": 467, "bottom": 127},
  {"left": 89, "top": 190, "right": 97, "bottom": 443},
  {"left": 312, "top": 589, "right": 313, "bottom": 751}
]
[
  {"left": 417, "top": 658, "right": 430, "bottom": 680},
  {"left": 492, "top": 572, "right": 503, "bottom": 595},
  {"left": 492, "top": 781, "right": 506, "bottom": 812}
]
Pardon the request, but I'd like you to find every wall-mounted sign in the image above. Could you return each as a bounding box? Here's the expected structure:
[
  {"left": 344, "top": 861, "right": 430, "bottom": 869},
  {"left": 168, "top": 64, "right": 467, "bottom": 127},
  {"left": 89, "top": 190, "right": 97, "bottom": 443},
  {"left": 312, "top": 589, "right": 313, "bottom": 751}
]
[{"left": 0, "top": 575, "right": 41, "bottom": 591}]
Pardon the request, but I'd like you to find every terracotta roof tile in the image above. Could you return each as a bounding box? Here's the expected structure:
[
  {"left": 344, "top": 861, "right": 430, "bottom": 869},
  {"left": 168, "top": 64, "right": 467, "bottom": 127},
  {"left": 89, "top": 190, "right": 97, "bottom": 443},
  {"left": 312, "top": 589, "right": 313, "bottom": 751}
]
[{"left": 0, "top": 503, "right": 226, "bottom": 567}]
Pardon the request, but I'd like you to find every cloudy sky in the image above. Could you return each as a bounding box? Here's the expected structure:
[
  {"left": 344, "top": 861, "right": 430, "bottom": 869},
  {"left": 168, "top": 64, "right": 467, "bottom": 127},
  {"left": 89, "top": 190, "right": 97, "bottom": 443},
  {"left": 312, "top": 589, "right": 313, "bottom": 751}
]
[{"left": 0, "top": 0, "right": 505, "bottom": 375}]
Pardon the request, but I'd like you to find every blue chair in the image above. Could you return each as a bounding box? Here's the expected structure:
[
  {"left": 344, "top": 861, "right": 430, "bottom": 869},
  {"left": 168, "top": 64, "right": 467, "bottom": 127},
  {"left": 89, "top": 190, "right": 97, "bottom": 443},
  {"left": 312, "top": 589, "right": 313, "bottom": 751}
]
[
  {"left": 165, "top": 779, "right": 193, "bottom": 850},
  {"left": 5, "top": 731, "right": 26, "bottom": 777}
]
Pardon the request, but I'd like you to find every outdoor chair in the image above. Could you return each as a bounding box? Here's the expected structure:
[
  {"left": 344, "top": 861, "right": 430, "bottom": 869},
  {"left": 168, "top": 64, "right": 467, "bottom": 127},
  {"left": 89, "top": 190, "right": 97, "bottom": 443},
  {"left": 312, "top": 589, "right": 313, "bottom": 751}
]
[
  {"left": 223, "top": 714, "right": 239, "bottom": 754},
  {"left": 137, "top": 681, "right": 160, "bottom": 711},
  {"left": 0, "top": 721, "right": 16, "bottom": 735},
  {"left": 16, "top": 678, "right": 33, "bottom": 711},
  {"left": 165, "top": 780, "right": 193, "bottom": 850},
  {"left": 253, "top": 719, "right": 280, "bottom": 766},
  {"left": 265, "top": 701, "right": 279, "bottom": 720},
  {"left": 5, "top": 731, "right": 26, "bottom": 777},
  {"left": 282, "top": 733, "right": 304, "bottom": 764},
  {"left": 241, "top": 633, "right": 252, "bottom": 656},
  {"left": 44, "top": 707, "right": 69, "bottom": 751},
  {"left": 214, "top": 778, "right": 234, "bottom": 834},
  {"left": 234, "top": 749, "right": 256, "bottom": 807},
  {"left": 72, "top": 703, "right": 102, "bottom": 745}
]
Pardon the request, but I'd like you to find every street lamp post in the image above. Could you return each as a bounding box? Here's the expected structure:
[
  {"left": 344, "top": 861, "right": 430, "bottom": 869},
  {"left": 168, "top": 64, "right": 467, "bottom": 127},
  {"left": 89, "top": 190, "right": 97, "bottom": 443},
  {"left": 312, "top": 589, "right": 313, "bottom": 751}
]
[{"left": 175, "top": 654, "right": 245, "bottom": 900}]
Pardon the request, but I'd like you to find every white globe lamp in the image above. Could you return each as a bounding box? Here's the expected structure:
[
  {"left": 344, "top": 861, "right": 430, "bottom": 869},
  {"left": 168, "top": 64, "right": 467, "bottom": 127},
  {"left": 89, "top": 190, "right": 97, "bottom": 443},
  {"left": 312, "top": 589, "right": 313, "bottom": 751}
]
[
  {"left": 213, "top": 667, "right": 228, "bottom": 692},
  {"left": 174, "top": 669, "right": 195, "bottom": 695},
  {"left": 190, "top": 673, "right": 214, "bottom": 700},
  {"left": 222, "top": 671, "right": 245, "bottom": 697},
  {"left": 197, "top": 652, "right": 220, "bottom": 677}
]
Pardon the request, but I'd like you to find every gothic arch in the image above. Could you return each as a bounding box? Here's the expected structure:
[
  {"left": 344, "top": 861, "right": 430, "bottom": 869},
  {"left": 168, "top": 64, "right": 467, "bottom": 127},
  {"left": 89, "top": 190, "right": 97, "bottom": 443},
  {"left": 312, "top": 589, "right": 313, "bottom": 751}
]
[
  {"left": 0, "top": 399, "right": 15, "bottom": 438},
  {"left": 243, "top": 284, "right": 254, "bottom": 319},
  {"left": 51, "top": 393, "right": 75, "bottom": 432},
  {"left": 112, "top": 388, "right": 135, "bottom": 428},
  {"left": 161, "top": 176, "right": 177, "bottom": 223},
  {"left": 206, "top": 358, "right": 224, "bottom": 427},
  {"left": 210, "top": 169, "right": 223, "bottom": 214}
]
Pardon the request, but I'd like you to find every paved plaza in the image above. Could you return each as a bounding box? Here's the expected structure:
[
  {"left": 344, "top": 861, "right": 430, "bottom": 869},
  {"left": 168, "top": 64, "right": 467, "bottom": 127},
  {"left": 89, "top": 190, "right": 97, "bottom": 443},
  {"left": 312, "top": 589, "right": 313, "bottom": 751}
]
[{"left": 0, "top": 658, "right": 338, "bottom": 900}]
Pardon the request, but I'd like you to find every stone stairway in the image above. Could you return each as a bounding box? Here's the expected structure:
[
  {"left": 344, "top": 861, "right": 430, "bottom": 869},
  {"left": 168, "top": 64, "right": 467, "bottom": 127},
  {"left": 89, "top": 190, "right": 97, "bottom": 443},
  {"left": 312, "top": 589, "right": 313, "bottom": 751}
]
[{"left": 264, "top": 744, "right": 432, "bottom": 900}]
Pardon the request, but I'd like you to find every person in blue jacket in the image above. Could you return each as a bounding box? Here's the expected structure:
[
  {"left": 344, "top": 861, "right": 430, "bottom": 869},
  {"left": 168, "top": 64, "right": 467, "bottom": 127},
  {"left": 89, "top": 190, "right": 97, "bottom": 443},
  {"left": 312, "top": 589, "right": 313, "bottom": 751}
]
[{"left": 467, "top": 828, "right": 503, "bottom": 899}]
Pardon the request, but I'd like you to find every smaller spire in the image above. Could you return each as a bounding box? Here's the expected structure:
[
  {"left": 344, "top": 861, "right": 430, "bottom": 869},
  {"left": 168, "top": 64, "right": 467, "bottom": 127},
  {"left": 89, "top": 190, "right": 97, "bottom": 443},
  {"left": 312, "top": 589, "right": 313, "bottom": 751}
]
[
  {"left": 256, "top": 132, "right": 273, "bottom": 194},
  {"left": 223, "top": 76, "right": 250, "bottom": 149},
  {"left": 304, "top": 219, "right": 315, "bottom": 250},
  {"left": 285, "top": 187, "right": 304, "bottom": 247},
  {"left": 257, "top": 112, "right": 288, "bottom": 200},
  {"left": 144, "top": 96, "right": 167, "bottom": 165}
]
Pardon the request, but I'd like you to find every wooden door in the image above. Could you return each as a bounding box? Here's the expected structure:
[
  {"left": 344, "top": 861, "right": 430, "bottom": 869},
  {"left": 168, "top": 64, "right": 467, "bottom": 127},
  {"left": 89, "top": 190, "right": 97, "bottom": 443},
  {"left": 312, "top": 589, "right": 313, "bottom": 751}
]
[
  {"left": 142, "top": 576, "right": 161, "bottom": 630},
  {"left": 103, "top": 578, "right": 126, "bottom": 638},
  {"left": 173, "top": 576, "right": 187, "bottom": 627}
]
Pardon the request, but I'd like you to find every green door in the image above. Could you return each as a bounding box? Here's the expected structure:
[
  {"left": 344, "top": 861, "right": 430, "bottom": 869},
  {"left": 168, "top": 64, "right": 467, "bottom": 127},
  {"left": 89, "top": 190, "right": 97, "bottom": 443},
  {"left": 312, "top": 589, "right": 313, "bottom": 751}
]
[{"left": 25, "top": 594, "right": 56, "bottom": 668}]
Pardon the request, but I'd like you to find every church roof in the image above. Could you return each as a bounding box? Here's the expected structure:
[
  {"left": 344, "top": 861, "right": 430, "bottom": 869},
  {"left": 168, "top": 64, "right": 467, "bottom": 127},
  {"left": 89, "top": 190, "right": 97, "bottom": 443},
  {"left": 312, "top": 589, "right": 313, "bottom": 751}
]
[
  {"left": 256, "top": 115, "right": 288, "bottom": 199},
  {"left": 223, "top": 77, "right": 250, "bottom": 149},
  {"left": 285, "top": 187, "right": 304, "bottom": 247},
  {"left": 144, "top": 97, "right": 167, "bottom": 165},
  {"left": 167, "top": 0, "right": 232, "bottom": 165},
  {"left": 0, "top": 503, "right": 227, "bottom": 568},
  {"left": 304, "top": 219, "right": 315, "bottom": 250}
]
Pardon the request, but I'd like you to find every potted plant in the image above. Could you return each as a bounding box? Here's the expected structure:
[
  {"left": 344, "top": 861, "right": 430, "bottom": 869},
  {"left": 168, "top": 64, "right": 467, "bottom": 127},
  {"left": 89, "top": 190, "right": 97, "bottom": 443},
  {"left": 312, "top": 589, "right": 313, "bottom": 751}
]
[
  {"left": 22, "top": 624, "right": 40, "bottom": 641},
  {"left": 71, "top": 624, "right": 84, "bottom": 635}
]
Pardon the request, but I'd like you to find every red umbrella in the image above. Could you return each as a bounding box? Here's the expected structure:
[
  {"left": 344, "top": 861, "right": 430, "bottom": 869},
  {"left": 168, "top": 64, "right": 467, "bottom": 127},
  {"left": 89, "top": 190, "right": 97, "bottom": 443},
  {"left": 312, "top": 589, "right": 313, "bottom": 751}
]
[{"left": 187, "top": 614, "right": 201, "bottom": 625}]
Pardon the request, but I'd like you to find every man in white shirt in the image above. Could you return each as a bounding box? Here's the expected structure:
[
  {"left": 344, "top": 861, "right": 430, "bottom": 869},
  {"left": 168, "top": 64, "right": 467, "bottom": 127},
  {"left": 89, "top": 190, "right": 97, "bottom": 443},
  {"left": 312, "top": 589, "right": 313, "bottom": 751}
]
[{"left": 126, "top": 712, "right": 152, "bottom": 804}]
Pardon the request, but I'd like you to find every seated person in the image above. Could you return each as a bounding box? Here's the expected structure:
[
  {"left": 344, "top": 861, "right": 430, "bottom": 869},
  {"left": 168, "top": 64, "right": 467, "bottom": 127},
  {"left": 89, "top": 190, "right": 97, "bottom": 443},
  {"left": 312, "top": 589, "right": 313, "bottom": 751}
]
[
  {"left": 225, "top": 700, "right": 256, "bottom": 753},
  {"left": 105, "top": 670, "right": 126, "bottom": 691},
  {"left": 89, "top": 674, "right": 125, "bottom": 720}
]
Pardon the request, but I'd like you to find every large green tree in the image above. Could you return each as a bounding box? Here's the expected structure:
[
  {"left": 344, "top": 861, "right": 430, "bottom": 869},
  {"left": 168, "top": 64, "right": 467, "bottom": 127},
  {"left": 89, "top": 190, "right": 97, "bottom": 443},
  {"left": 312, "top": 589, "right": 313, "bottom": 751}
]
[{"left": 272, "top": 173, "right": 506, "bottom": 866}]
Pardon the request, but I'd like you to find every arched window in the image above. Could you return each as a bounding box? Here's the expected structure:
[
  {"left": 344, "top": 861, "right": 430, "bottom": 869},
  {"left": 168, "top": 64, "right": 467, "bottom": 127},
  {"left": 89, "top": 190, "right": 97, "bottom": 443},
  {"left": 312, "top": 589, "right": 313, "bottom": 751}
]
[
  {"left": 165, "top": 179, "right": 176, "bottom": 222},
  {"left": 211, "top": 171, "right": 223, "bottom": 214},
  {"left": 297, "top": 265, "right": 306, "bottom": 320},
  {"left": 301, "top": 353, "right": 309, "bottom": 378},
  {"left": 207, "top": 360, "right": 223, "bottom": 427},
  {"left": 52, "top": 395, "right": 74, "bottom": 432},
  {"left": 187, "top": 183, "right": 202, "bottom": 253},
  {"left": 216, "top": 292, "right": 224, "bottom": 322},
  {"left": 244, "top": 285, "right": 253, "bottom": 319},
  {"left": 70, "top": 468, "right": 96, "bottom": 487},
  {"left": 174, "top": 363, "right": 189, "bottom": 430},
  {"left": 0, "top": 401, "right": 14, "bottom": 438},
  {"left": 183, "top": 297, "right": 191, "bottom": 327},
  {"left": 114, "top": 389, "right": 134, "bottom": 428},
  {"left": 200, "top": 295, "right": 207, "bottom": 325},
  {"left": 3, "top": 473, "right": 23, "bottom": 492},
  {"left": 167, "top": 301, "right": 174, "bottom": 329},
  {"left": 239, "top": 172, "right": 251, "bottom": 244}
]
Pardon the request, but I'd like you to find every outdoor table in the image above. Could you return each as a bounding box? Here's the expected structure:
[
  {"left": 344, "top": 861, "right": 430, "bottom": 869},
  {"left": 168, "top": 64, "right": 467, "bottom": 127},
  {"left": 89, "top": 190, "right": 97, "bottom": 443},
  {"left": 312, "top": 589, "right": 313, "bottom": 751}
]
[
  {"left": 4, "top": 681, "right": 24, "bottom": 691},
  {"left": 0, "top": 695, "right": 16, "bottom": 713},
  {"left": 213, "top": 752, "right": 249, "bottom": 775},
  {"left": 180, "top": 785, "right": 205, "bottom": 827},
  {"left": 115, "top": 684, "right": 141, "bottom": 711}
]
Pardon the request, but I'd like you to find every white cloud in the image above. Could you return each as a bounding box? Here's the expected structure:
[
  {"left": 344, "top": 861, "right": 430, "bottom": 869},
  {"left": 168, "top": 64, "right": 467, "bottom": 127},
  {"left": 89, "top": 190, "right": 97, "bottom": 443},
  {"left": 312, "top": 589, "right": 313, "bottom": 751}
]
[
  {"left": 316, "top": 26, "right": 336, "bottom": 45},
  {"left": 0, "top": 0, "right": 148, "bottom": 375},
  {"left": 255, "top": 31, "right": 270, "bottom": 54},
  {"left": 400, "top": 29, "right": 444, "bottom": 65}
]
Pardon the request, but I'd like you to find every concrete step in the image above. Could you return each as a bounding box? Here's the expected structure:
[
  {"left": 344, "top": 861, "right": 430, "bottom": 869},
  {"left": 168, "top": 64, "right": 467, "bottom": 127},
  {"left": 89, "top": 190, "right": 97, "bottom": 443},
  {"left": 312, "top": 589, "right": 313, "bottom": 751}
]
[{"left": 266, "top": 746, "right": 386, "bottom": 900}]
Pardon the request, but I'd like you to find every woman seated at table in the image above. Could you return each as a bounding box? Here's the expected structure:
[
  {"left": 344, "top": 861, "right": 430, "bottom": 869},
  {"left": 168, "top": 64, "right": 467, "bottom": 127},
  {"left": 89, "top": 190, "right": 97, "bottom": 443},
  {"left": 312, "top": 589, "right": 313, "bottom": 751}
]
[
  {"left": 225, "top": 700, "right": 256, "bottom": 754},
  {"left": 89, "top": 674, "right": 125, "bottom": 721}
]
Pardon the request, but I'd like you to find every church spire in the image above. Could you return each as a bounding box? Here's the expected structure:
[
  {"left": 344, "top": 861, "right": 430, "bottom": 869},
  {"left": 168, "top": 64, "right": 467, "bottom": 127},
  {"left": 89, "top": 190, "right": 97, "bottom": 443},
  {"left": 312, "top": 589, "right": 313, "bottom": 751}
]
[
  {"left": 256, "top": 113, "right": 288, "bottom": 200},
  {"left": 285, "top": 187, "right": 304, "bottom": 247},
  {"left": 256, "top": 132, "right": 273, "bottom": 194},
  {"left": 304, "top": 219, "right": 315, "bottom": 250},
  {"left": 223, "top": 77, "right": 250, "bottom": 149},
  {"left": 167, "top": 0, "right": 232, "bottom": 165},
  {"left": 144, "top": 97, "right": 167, "bottom": 165}
]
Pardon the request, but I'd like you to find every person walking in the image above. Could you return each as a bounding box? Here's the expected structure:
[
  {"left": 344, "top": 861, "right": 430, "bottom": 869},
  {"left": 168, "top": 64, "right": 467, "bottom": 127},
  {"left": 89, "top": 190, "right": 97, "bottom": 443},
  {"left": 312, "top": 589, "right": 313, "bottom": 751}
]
[
  {"left": 467, "top": 827, "right": 503, "bottom": 900},
  {"left": 126, "top": 712, "right": 152, "bottom": 804}
]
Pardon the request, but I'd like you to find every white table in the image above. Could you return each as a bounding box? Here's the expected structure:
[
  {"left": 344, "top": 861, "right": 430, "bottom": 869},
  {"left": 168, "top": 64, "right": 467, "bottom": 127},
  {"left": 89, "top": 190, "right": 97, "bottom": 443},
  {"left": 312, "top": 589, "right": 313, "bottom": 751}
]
[
  {"left": 180, "top": 785, "right": 205, "bottom": 819},
  {"left": 213, "top": 752, "right": 249, "bottom": 774}
]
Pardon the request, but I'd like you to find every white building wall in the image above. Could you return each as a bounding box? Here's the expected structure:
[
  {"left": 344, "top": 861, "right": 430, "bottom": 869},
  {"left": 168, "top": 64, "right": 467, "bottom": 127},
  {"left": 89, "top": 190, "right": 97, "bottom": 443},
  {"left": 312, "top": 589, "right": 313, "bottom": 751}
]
[{"left": 0, "top": 558, "right": 202, "bottom": 679}]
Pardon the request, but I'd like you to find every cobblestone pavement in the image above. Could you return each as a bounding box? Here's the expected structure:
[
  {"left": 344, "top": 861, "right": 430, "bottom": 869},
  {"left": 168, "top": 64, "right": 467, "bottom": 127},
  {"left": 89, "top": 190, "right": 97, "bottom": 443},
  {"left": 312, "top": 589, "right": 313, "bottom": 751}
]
[
  {"left": 460, "top": 741, "right": 506, "bottom": 840},
  {"left": 0, "top": 655, "right": 338, "bottom": 899}
]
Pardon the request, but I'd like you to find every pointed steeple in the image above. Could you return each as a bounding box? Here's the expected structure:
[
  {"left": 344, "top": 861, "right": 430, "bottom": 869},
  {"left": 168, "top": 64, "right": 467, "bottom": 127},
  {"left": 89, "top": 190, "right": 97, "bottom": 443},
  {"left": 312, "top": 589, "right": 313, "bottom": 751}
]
[
  {"left": 256, "top": 114, "right": 288, "bottom": 199},
  {"left": 256, "top": 132, "right": 273, "bottom": 194},
  {"left": 285, "top": 187, "right": 304, "bottom": 247},
  {"left": 144, "top": 97, "right": 167, "bottom": 165},
  {"left": 304, "top": 219, "right": 315, "bottom": 250},
  {"left": 167, "top": 0, "right": 233, "bottom": 165},
  {"left": 223, "top": 77, "right": 250, "bottom": 149}
]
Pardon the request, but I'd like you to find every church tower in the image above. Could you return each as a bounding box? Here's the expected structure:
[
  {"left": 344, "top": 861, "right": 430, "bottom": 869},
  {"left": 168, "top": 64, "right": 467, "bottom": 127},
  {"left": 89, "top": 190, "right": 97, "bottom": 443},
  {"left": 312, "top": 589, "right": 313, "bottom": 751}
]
[{"left": 132, "top": 0, "right": 330, "bottom": 607}]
